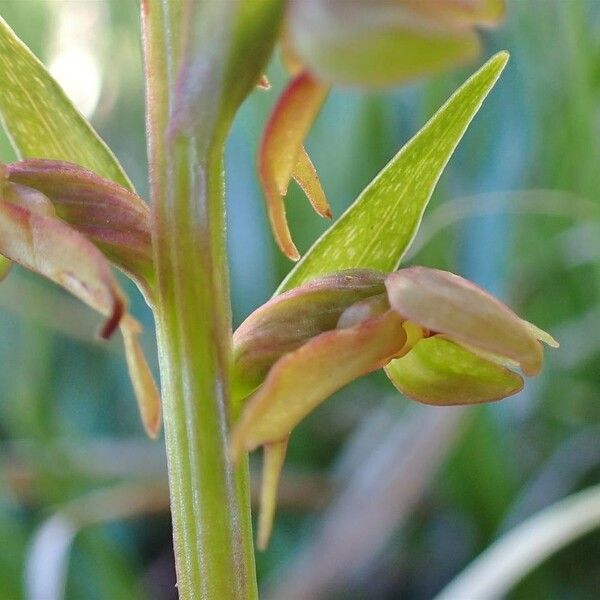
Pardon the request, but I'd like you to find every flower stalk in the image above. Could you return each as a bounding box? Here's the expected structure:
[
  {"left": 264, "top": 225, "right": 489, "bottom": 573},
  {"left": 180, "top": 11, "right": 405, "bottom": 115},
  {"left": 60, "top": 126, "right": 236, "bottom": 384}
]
[{"left": 141, "top": 1, "right": 256, "bottom": 597}]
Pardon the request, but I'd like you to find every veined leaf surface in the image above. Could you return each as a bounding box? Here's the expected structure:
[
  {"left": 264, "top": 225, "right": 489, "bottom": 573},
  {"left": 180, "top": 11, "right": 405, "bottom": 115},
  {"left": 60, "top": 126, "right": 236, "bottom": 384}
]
[
  {"left": 278, "top": 52, "right": 508, "bottom": 293},
  {"left": 0, "top": 17, "right": 132, "bottom": 189}
]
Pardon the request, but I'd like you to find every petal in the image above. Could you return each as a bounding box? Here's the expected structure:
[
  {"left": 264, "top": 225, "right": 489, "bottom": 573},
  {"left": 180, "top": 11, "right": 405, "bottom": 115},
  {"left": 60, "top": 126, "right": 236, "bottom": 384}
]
[
  {"left": 292, "top": 146, "right": 332, "bottom": 219},
  {"left": 257, "top": 438, "right": 288, "bottom": 550},
  {"left": 385, "top": 267, "right": 543, "bottom": 375},
  {"left": 7, "top": 160, "right": 153, "bottom": 295},
  {"left": 233, "top": 269, "right": 387, "bottom": 399},
  {"left": 259, "top": 71, "right": 329, "bottom": 260},
  {"left": 385, "top": 335, "right": 524, "bottom": 405},
  {"left": 230, "top": 309, "right": 406, "bottom": 460}
]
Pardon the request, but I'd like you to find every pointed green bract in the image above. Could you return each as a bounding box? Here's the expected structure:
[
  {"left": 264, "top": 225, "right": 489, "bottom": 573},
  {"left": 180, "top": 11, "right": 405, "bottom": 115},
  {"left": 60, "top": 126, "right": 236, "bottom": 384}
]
[
  {"left": 278, "top": 52, "right": 508, "bottom": 293},
  {"left": 385, "top": 336, "right": 524, "bottom": 405},
  {"left": 0, "top": 17, "right": 132, "bottom": 190}
]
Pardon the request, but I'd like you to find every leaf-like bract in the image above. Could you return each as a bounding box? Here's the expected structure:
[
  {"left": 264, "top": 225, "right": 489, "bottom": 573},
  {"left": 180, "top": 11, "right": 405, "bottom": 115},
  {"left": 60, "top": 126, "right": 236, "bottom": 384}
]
[
  {"left": 279, "top": 52, "right": 508, "bottom": 293},
  {"left": 0, "top": 17, "right": 132, "bottom": 189}
]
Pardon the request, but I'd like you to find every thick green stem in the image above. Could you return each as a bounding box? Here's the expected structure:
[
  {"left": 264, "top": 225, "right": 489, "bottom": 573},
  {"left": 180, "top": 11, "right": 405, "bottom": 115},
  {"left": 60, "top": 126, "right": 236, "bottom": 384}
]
[{"left": 141, "top": 1, "right": 257, "bottom": 598}]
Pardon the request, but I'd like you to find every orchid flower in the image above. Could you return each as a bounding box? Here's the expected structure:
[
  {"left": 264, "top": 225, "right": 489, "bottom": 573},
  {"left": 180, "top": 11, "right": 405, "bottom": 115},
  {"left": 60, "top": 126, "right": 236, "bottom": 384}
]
[
  {"left": 230, "top": 267, "right": 557, "bottom": 548},
  {"left": 0, "top": 159, "right": 161, "bottom": 437},
  {"left": 259, "top": 0, "right": 506, "bottom": 260}
]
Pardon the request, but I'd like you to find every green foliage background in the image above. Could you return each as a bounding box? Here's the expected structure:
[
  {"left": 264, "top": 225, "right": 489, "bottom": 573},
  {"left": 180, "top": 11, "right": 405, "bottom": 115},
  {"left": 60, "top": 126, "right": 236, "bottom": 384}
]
[{"left": 0, "top": 1, "right": 598, "bottom": 598}]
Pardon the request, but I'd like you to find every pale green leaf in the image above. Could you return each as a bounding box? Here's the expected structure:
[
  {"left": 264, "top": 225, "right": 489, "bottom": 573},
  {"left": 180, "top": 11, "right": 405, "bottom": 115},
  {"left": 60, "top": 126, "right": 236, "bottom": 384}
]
[
  {"left": 278, "top": 52, "right": 508, "bottom": 293},
  {"left": 0, "top": 16, "right": 132, "bottom": 189}
]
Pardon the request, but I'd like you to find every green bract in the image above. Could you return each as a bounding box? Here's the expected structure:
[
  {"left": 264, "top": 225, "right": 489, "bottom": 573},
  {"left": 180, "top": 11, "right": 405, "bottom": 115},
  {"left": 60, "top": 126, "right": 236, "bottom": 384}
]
[{"left": 280, "top": 52, "right": 509, "bottom": 291}]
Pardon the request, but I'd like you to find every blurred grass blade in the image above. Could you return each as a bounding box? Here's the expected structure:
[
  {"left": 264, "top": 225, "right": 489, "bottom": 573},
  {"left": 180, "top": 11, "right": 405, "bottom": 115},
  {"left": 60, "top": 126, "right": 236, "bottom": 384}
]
[
  {"left": 0, "top": 16, "right": 132, "bottom": 190},
  {"left": 385, "top": 336, "right": 523, "bottom": 406},
  {"left": 25, "top": 483, "right": 169, "bottom": 600},
  {"left": 434, "top": 484, "right": 600, "bottom": 600},
  {"left": 279, "top": 52, "right": 508, "bottom": 293}
]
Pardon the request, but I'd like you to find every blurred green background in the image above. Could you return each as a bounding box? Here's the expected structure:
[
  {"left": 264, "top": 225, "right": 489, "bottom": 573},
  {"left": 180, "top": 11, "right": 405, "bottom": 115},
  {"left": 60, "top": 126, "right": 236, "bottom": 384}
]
[{"left": 0, "top": 1, "right": 599, "bottom": 598}]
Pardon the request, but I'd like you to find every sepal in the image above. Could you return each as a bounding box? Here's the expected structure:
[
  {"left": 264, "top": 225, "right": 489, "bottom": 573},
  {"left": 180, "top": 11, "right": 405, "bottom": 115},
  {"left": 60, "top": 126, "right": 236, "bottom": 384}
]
[
  {"left": 0, "top": 181, "right": 160, "bottom": 436},
  {"left": 233, "top": 269, "right": 386, "bottom": 398},
  {"left": 6, "top": 160, "right": 153, "bottom": 296}
]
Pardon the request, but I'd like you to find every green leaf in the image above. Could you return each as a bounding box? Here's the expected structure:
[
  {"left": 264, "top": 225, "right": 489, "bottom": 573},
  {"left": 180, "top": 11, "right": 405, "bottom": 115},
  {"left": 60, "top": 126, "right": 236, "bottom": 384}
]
[
  {"left": 385, "top": 336, "right": 524, "bottom": 405},
  {"left": 0, "top": 17, "right": 132, "bottom": 190},
  {"left": 278, "top": 52, "right": 509, "bottom": 293}
]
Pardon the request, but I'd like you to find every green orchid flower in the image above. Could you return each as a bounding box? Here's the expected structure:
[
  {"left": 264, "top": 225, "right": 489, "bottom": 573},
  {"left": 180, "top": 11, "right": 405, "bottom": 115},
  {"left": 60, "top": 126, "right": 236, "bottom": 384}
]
[{"left": 230, "top": 266, "right": 556, "bottom": 548}]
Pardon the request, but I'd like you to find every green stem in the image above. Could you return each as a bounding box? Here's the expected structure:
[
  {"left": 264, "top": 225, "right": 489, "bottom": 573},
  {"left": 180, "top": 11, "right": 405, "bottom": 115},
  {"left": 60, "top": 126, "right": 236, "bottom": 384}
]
[{"left": 141, "top": 1, "right": 257, "bottom": 598}]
